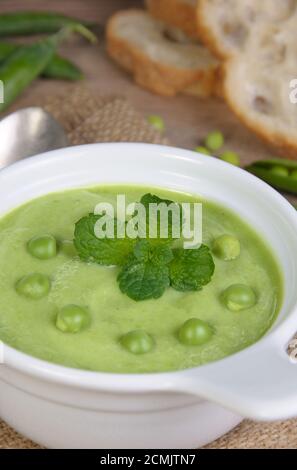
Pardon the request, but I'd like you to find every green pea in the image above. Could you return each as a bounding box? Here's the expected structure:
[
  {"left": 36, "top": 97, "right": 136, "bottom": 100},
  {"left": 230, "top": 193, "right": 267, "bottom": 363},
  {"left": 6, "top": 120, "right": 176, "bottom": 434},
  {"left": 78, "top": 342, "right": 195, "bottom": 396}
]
[
  {"left": 212, "top": 234, "right": 240, "bottom": 261},
  {"left": 56, "top": 305, "right": 90, "bottom": 333},
  {"left": 16, "top": 273, "right": 51, "bottom": 299},
  {"left": 220, "top": 151, "right": 240, "bottom": 166},
  {"left": 147, "top": 115, "right": 165, "bottom": 132},
  {"left": 205, "top": 131, "right": 224, "bottom": 152},
  {"left": 194, "top": 146, "right": 211, "bottom": 155},
  {"left": 27, "top": 235, "right": 57, "bottom": 260},
  {"left": 246, "top": 159, "right": 297, "bottom": 194},
  {"left": 270, "top": 165, "right": 289, "bottom": 177},
  {"left": 290, "top": 169, "right": 297, "bottom": 180},
  {"left": 120, "top": 330, "right": 154, "bottom": 354},
  {"left": 222, "top": 284, "right": 256, "bottom": 312},
  {"left": 178, "top": 318, "right": 213, "bottom": 346}
]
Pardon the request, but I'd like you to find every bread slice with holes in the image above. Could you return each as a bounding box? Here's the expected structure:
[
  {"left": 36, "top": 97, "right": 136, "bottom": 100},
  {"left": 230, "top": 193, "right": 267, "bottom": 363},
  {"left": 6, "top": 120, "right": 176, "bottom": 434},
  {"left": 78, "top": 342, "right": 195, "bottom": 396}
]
[
  {"left": 106, "top": 10, "right": 219, "bottom": 97},
  {"left": 197, "top": 0, "right": 297, "bottom": 59},
  {"left": 223, "top": 14, "right": 297, "bottom": 158},
  {"left": 146, "top": 0, "right": 200, "bottom": 40}
]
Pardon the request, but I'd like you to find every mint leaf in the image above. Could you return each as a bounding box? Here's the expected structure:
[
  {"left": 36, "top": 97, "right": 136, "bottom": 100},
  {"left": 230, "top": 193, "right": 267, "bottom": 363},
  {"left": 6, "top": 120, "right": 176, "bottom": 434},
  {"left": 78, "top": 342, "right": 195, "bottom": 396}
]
[
  {"left": 74, "top": 214, "right": 135, "bottom": 266},
  {"left": 135, "top": 193, "right": 182, "bottom": 242},
  {"left": 117, "top": 240, "right": 172, "bottom": 301},
  {"left": 118, "top": 261, "right": 170, "bottom": 301},
  {"left": 133, "top": 239, "right": 151, "bottom": 262},
  {"left": 150, "top": 243, "right": 174, "bottom": 265},
  {"left": 140, "top": 193, "right": 176, "bottom": 209},
  {"left": 169, "top": 245, "right": 215, "bottom": 292},
  {"left": 133, "top": 240, "right": 173, "bottom": 265}
]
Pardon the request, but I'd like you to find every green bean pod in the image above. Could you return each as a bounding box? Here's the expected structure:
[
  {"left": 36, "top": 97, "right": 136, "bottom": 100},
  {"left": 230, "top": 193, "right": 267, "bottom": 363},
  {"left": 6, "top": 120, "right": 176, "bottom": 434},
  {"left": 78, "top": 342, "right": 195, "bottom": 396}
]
[
  {"left": 0, "top": 25, "right": 96, "bottom": 112},
  {"left": 0, "top": 42, "right": 83, "bottom": 80},
  {"left": 0, "top": 36, "right": 60, "bottom": 112},
  {"left": 0, "top": 11, "right": 92, "bottom": 36},
  {"left": 245, "top": 159, "right": 297, "bottom": 195}
]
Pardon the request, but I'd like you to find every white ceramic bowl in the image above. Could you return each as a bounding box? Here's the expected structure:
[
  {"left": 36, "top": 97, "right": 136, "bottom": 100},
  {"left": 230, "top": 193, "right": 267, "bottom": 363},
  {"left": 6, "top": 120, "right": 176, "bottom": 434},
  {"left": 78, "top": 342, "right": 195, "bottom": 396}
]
[{"left": 1, "top": 143, "right": 297, "bottom": 449}]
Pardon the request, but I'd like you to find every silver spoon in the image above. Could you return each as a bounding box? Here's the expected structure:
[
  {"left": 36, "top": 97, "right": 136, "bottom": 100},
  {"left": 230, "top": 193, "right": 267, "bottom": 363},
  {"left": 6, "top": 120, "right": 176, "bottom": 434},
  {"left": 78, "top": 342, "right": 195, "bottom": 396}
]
[{"left": 0, "top": 107, "right": 68, "bottom": 168}]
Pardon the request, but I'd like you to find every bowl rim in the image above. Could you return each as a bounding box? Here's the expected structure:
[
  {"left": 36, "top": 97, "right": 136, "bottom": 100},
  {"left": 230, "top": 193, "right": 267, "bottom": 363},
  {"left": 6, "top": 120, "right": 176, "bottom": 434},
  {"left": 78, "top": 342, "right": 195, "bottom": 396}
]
[{"left": 1, "top": 142, "right": 297, "bottom": 395}]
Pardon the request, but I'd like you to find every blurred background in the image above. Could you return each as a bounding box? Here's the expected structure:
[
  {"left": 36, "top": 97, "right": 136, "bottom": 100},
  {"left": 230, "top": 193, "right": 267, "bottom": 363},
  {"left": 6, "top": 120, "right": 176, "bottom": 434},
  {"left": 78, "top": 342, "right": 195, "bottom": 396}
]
[{"left": 0, "top": 0, "right": 275, "bottom": 162}]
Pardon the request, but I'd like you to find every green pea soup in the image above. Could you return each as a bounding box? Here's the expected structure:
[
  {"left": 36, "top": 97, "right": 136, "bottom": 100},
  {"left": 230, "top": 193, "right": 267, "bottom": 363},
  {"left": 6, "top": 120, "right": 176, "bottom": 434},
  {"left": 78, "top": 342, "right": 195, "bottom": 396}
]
[{"left": 0, "top": 185, "right": 282, "bottom": 373}]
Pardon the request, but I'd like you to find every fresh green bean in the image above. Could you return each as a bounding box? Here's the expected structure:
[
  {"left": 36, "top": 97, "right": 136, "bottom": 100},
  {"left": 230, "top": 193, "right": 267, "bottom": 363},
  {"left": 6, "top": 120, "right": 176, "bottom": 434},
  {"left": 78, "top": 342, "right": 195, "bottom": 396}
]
[
  {"left": 220, "top": 150, "right": 240, "bottom": 166},
  {"left": 0, "top": 25, "right": 95, "bottom": 112},
  {"left": 0, "top": 42, "right": 82, "bottom": 80},
  {"left": 291, "top": 170, "right": 297, "bottom": 180},
  {"left": 205, "top": 131, "right": 224, "bottom": 152},
  {"left": 194, "top": 146, "right": 210, "bottom": 155},
  {"left": 147, "top": 115, "right": 165, "bottom": 132},
  {"left": 0, "top": 11, "right": 92, "bottom": 36},
  {"left": 270, "top": 165, "right": 289, "bottom": 177},
  {"left": 246, "top": 158, "right": 297, "bottom": 195}
]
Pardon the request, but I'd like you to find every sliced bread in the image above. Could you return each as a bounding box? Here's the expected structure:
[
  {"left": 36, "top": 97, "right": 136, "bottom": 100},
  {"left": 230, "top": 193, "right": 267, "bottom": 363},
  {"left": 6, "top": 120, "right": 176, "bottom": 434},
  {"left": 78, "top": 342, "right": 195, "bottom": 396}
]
[
  {"left": 197, "top": 0, "right": 297, "bottom": 59},
  {"left": 106, "top": 9, "right": 219, "bottom": 97},
  {"left": 223, "top": 13, "right": 297, "bottom": 157},
  {"left": 146, "top": 0, "right": 200, "bottom": 40}
]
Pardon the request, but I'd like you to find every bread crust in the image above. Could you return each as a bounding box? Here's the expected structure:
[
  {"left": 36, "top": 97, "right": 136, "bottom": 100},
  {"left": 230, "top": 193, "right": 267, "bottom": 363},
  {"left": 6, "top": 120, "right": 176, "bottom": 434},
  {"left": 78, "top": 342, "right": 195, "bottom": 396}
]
[
  {"left": 106, "top": 10, "right": 218, "bottom": 97},
  {"left": 146, "top": 0, "right": 200, "bottom": 40},
  {"left": 223, "top": 61, "right": 297, "bottom": 159}
]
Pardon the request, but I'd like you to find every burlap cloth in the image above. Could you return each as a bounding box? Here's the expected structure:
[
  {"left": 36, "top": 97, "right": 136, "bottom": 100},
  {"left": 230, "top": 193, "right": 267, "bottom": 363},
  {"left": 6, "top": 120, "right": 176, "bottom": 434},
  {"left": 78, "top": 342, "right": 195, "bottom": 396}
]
[{"left": 1, "top": 85, "right": 296, "bottom": 449}]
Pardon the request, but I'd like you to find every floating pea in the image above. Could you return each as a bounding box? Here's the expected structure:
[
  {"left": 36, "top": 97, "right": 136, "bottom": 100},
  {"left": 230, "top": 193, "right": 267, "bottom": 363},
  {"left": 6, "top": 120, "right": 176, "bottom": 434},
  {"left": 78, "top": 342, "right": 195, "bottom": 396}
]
[
  {"left": 222, "top": 284, "right": 256, "bottom": 312},
  {"left": 56, "top": 305, "right": 90, "bottom": 333},
  {"left": 16, "top": 273, "right": 51, "bottom": 299},
  {"left": 205, "top": 131, "right": 224, "bottom": 152},
  {"left": 212, "top": 234, "right": 240, "bottom": 261},
  {"left": 120, "top": 330, "right": 154, "bottom": 354},
  {"left": 178, "top": 318, "right": 213, "bottom": 346},
  {"left": 27, "top": 235, "right": 57, "bottom": 260}
]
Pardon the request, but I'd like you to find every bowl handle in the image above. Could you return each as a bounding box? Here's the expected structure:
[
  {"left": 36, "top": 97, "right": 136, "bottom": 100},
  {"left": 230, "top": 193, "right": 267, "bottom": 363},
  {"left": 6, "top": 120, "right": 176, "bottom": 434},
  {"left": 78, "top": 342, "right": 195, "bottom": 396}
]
[{"left": 172, "top": 338, "right": 297, "bottom": 421}]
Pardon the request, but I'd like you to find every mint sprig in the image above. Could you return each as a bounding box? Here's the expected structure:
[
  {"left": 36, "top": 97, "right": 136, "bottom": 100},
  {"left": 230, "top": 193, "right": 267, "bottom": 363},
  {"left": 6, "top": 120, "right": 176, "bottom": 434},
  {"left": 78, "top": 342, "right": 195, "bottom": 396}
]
[
  {"left": 74, "top": 213, "right": 135, "bottom": 266},
  {"left": 135, "top": 193, "right": 183, "bottom": 242},
  {"left": 73, "top": 194, "right": 215, "bottom": 301},
  {"left": 169, "top": 245, "right": 215, "bottom": 292},
  {"left": 117, "top": 240, "right": 172, "bottom": 301}
]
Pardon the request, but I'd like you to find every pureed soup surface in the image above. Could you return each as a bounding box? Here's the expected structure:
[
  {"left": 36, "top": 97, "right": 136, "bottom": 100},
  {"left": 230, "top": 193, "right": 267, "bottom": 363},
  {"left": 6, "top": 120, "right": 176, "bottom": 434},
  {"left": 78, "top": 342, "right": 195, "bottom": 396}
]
[{"left": 0, "top": 185, "right": 282, "bottom": 373}]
